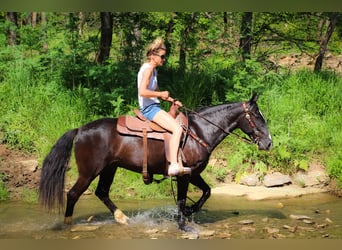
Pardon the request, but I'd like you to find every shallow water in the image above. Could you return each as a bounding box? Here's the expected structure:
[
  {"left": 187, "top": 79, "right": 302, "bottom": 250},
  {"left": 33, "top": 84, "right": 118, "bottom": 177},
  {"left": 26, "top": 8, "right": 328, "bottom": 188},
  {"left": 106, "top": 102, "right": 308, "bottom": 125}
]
[{"left": 0, "top": 193, "right": 341, "bottom": 239}]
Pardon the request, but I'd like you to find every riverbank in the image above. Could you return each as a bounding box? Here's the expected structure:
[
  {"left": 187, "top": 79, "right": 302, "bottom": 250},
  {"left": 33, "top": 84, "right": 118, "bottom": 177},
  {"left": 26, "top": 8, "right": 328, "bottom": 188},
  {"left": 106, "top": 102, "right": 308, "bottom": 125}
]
[
  {"left": 211, "top": 183, "right": 328, "bottom": 201},
  {"left": 0, "top": 143, "right": 341, "bottom": 201}
]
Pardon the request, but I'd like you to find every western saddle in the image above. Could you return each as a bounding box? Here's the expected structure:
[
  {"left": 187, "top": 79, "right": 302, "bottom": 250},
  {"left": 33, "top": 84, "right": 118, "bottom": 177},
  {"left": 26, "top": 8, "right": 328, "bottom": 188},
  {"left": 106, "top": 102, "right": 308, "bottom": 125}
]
[{"left": 116, "top": 104, "right": 188, "bottom": 184}]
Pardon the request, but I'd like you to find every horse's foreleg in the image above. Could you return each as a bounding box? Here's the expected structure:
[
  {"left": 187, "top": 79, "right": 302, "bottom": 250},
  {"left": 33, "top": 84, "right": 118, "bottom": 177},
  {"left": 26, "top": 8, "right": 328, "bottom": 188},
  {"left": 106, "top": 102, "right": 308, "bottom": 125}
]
[
  {"left": 185, "top": 174, "right": 211, "bottom": 216},
  {"left": 176, "top": 175, "right": 190, "bottom": 230},
  {"left": 95, "top": 166, "right": 129, "bottom": 225}
]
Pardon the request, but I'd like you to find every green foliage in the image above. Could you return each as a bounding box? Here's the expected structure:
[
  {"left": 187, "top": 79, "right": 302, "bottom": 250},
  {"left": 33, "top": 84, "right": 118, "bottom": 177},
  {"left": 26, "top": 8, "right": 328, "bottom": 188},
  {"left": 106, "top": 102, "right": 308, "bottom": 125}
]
[
  {"left": 326, "top": 153, "right": 342, "bottom": 187},
  {"left": 108, "top": 169, "right": 175, "bottom": 199},
  {"left": 209, "top": 68, "right": 342, "bottom": 187},
  {"left": 1, "top": 12, "right": 342, "bottom": 201},
  {"left": 0, "top": 173, "right": 9, "bottom": 201},
  {"left": 21, "top": 188, "right": 38, "bottom": 203},
  {"left": 261, "top": 70, "right": 342, "bottom": 178}
]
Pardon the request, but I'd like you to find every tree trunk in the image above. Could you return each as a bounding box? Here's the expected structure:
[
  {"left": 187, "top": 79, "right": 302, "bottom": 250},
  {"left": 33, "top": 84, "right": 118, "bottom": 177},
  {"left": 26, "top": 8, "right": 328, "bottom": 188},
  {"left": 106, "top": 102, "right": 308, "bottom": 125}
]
[
  {"left": 6, "top": 12, "right": 18, "bottom": 46},
  {"left": 41, "top": 12, "right": 48, "bottom": 52},
  {"left": 78, "top": 12, "right": 85, "bottom": 35},
  {"left": 31, "top": 12, "right": 37, "bottom": 28},
  {"left": 314, "top": 13, "right": 339, "bottom": 73},
  {"left": 165, "top": 15, "right": 174, "bottom": 57},
  {"left": 178, "top": 13, "right": 196, "bottom": 72},
  {"left": 223, "top": 12, "right": 228, "bottom": 33},
  {"left": 239, "top": 12, "right": 253, "bottom": 61},
  {"left": 96, "top": 12, "right": 113, "bottom": 64}
]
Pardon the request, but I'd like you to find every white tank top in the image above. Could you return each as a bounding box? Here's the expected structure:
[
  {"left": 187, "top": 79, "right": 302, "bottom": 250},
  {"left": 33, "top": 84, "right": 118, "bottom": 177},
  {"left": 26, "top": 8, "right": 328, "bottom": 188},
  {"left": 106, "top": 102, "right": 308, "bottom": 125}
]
[{"left": 137, "top": 63, "right": 160, "bottom": 110}]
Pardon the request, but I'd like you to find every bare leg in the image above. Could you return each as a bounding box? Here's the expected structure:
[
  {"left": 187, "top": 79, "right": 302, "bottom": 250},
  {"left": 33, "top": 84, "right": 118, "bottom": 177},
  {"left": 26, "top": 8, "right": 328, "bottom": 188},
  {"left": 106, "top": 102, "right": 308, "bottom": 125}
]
[
  {"left": 153, "top": 110, "right": 191, "bottom": 176},
  {"left": 153, "top": 110, "right": 182, "bottom": 163}
]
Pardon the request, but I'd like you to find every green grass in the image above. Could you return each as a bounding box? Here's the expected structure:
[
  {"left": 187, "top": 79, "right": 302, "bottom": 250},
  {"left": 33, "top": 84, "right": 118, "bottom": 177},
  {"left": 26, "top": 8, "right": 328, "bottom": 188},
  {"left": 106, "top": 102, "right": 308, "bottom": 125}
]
[{"left": 0, "top": 173, "right": 9, "bottom": 201}]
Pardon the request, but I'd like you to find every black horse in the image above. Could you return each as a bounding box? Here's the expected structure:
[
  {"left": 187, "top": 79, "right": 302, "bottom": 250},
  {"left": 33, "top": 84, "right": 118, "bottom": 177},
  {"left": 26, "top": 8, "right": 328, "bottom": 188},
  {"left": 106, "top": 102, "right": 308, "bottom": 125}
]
[{"left": 39, "top": 94, "right": 272, "bottom": 230}]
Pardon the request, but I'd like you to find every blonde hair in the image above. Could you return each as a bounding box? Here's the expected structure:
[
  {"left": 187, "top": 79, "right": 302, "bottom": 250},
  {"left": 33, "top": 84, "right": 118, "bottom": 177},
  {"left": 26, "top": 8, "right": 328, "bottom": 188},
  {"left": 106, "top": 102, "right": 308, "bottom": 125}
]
[{"left": 146, "top": 37, "right": 166, "bottom": 58}]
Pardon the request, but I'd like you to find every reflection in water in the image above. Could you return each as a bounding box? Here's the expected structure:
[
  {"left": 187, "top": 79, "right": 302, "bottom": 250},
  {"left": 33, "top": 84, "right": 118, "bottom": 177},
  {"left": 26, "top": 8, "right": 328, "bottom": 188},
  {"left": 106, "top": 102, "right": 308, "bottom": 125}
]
[{"left": 0, "top": 193, "right": 341, "bottom": 239}]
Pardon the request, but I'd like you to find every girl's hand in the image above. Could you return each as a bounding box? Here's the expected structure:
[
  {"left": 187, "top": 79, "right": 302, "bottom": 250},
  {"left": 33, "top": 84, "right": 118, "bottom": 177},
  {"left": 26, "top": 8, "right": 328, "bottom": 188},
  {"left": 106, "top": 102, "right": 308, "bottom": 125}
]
[
  {"left": 159, "top": 91, "right": 170, "bottom": 100},
  {"left": 174, "top": 100, "right": 183, "bottom": 107}
]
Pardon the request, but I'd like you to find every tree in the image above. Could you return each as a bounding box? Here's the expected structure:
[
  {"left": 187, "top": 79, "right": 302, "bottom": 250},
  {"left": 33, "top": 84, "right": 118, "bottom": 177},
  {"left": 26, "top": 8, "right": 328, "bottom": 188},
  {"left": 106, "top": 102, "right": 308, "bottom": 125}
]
[
  {"left": 314, "top": 12, "right": 340, "bottom": 72},
  {"left": 239, "top": 12, "right": 253, "bottom": 61},
  {"left": 177, "top": 12, "right": 199, "bottom": 71},
  {"left": 31, "top": 12, "right": 37, "bottom": 28},
  {"left": 96, "top": 12, "right": 113, "bottom": 64},
  {"left": 6, "top": 12, "right": 18, "bottom": 46}
]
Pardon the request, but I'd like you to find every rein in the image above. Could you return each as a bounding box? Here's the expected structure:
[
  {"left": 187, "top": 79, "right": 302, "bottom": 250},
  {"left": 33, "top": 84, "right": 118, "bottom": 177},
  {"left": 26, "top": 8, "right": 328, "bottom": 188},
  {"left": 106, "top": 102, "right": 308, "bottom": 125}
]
[{"left": 180, "top": 104, "right": 254, "bottom": 146}]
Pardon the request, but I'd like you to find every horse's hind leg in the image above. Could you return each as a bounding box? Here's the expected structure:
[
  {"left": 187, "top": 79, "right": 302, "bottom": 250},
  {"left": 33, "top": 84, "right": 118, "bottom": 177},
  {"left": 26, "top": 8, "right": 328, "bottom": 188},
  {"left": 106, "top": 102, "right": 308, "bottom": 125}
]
[
  {"left": 64, "top": 176, "right": 94, "bottom": 225},
  {"left": 185, "top": 174, "right": 211, "bottom": 216},
  {"left": 95, "top": 166, "right": 129, "bottom": 225}
]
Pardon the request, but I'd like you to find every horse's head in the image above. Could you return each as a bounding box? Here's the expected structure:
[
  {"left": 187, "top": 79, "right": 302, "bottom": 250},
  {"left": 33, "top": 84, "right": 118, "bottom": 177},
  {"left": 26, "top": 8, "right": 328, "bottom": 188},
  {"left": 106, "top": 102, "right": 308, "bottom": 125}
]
[{"left": 238, "top": 94, "right": 272, "bottom": 150}]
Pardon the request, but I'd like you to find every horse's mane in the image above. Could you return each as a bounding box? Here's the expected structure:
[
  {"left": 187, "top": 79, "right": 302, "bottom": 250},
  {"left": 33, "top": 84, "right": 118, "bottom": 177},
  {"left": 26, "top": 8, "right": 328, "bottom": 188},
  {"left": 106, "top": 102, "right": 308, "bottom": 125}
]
[{"left": 194, "top": 102, "right": 238, "bottom": 115}]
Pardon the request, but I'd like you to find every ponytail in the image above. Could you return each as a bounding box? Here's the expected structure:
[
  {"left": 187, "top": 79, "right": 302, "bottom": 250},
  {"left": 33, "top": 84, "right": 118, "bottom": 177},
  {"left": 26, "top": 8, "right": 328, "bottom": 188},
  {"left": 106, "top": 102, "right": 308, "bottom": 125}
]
[{"left": 146, "top": 37, "right": 166, "bottom": 58}]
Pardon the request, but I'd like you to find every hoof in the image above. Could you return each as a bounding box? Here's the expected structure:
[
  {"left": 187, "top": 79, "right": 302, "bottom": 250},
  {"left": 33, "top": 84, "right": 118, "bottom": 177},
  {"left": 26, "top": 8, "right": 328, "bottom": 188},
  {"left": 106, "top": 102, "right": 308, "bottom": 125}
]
[
  {"left": 114, "top": 209, "right": 129, "bottom": 225},
  {"left": 64, "top": 216, "right": 73, "bottom": 225}
]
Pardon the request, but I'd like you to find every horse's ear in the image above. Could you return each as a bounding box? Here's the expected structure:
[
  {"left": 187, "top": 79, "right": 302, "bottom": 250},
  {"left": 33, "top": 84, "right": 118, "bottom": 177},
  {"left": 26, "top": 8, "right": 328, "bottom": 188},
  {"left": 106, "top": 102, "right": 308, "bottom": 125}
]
[{"left": 250, "top": 93, "right": 258, "bottom": 103}]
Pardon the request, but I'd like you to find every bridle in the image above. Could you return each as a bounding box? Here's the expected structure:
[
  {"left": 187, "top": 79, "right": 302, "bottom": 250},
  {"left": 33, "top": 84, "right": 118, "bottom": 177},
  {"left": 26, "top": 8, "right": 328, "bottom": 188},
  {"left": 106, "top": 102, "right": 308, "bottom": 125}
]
[
  {"left": 181, "top": 102, "right": 262, "bottom": 149},
  {"left": 241, "top": 102, "right": 262, "bottom": 144}
]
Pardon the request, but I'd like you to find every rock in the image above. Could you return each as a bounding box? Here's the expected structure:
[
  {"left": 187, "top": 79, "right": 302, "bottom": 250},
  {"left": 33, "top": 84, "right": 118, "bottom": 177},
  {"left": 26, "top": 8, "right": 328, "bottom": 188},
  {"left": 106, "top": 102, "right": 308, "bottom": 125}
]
[
  {"left": 262, "top": 217, "right": 269, "bottom": 222},
  {"left": 199, "top": 230, "right": 215, "bottom": 237},
  {"left": 297, "top": 226, "right": 315, "bottom": 232},
  {"left": 70, "top": 225, "right": 100, "bottom": 232},
  {"left": 276, "top": 202, "right": 284, "bottom": 208},
  {"left": 18, "top": 159, "right": 38, "bottom": 172},
  {"left": 263, "top": 227, "right": 280, "bottom": 234},
  {"left": 283, "top": 225, "right": 297, "bottom": 233},
  {"left": 302, "top": 219, "right": 315, "bottom": 224},
  {"left": 239, "top": 226, "right": 256, "bottom": 233},
  {"left": 316, "top": 223, "right": 327, "bottom": 228},
  {"left": 293, "top": 162, "right": 329, "bottom": 187},
  {"left": 325, "top": 218, "right": 333, "bottom": 223},
  {"left": 240, "top": 173, "right": 261, "bottom": 186},
  {"left": 145, "top": 229, "right": 159, "bottom": 234},
  {"left": 217, "top": 232, "right": 231, "bottom": 239},
  {"left": 273, "top": 233, "right": 286, "bottom": 239},
  {"left": 238, "top": 219, "right": 254, "bottom": 225},
  {"left": 181, "top": 233, "right": 199, "bottom": 239},
  {"left": 263, "top": 172, "right": 292, "bottom": 187},
  {"left": 289, "top": 214, "right": 311, "bottom": 220}
]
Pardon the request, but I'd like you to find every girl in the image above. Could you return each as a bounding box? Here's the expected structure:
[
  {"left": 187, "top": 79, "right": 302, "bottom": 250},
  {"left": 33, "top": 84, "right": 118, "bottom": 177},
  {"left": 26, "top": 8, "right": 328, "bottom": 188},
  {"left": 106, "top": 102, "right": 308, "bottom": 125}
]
[{"left": 137, "top": 37, "right": 191, "bottom": 176}]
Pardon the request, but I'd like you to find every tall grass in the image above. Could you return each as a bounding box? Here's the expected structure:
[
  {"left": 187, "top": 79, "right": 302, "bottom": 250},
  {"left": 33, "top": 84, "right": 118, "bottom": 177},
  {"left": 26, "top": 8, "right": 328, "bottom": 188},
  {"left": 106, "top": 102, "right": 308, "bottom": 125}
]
[
  {"left": 264, "top": 70, "right": 342, "bottom": 171},
  {"left": 217, "top": 69, "right": 342, "bottom": 186},
  {"left": 0, "top": 61, "right": 88, "bottom": 160}
]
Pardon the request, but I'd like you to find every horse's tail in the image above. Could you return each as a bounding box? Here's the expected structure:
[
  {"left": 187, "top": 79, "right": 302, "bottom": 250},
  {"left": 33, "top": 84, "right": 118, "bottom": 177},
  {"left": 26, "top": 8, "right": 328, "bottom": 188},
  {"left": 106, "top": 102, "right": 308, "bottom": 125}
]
[{"left": 38, "top": 128, "right": 78, "bottom": 212}]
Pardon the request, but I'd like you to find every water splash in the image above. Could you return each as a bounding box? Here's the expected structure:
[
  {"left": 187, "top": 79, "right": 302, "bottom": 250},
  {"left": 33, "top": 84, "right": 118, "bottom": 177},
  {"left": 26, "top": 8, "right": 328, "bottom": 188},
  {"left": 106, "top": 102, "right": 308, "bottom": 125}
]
[{"left": 129, "top": 205, "right": 178, "bottom": 226}]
